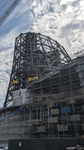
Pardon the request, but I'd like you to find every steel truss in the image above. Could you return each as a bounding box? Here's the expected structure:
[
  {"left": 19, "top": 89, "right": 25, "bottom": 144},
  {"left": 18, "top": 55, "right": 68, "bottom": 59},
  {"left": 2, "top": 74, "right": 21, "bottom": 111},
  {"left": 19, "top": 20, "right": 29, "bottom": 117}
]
[{"left": 4, "top": 32, "right": 71, "bottom": 107}]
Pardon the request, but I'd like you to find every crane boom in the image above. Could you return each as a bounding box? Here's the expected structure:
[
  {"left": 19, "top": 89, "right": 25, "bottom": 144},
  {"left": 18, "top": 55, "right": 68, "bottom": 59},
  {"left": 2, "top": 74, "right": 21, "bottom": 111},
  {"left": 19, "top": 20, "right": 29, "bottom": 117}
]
[{"left": 0, "top": 0, "right": 20, "bottom": 26}]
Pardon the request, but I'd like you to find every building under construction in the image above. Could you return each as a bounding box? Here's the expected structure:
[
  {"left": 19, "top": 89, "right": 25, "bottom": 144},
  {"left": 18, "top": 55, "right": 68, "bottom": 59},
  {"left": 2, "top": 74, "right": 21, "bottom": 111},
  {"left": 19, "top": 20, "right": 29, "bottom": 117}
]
[{"left": 0, "top": 32, "right": 84, "bottom": 146}]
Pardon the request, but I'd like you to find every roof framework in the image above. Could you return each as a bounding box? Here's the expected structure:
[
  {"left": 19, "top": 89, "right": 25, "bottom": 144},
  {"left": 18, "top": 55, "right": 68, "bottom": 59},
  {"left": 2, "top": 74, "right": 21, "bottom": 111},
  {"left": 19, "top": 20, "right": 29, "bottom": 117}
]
[{"left": 4, "top": 32, "right": 71, "bottom": 107}]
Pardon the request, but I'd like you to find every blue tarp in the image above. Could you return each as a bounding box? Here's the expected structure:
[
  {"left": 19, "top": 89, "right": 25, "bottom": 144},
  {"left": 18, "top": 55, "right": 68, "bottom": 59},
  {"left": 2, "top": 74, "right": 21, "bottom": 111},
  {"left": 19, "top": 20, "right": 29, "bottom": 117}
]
[{"left": 61, "top": 107, "right": 71, "bottom": 114}]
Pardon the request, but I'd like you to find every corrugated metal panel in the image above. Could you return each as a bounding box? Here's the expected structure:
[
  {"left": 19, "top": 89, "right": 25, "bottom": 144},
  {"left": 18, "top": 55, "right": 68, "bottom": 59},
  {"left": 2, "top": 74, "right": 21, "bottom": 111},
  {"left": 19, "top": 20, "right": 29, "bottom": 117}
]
[
  {"left": 31, "top": 119, "right": 40, "bottom": 125},
  {"left": 37, "top": 126, "right": 45, "bottom": 132},
  {"left": 49, "top": 117, "right": 58, "bottom": 123},
  {"left": 19, "top": 128, "right": 24, "bottom": 134},
  {"left": 51, "top": 109, "right": 59, "bottom": 114},
  {"left": 57, "top": 124, "right": 68, "bottom": 131},
  {"left": 70, "top": 115, "right": 80, "bottom": 121},
  {"left": 48, "top": 101, "right": 55, "bottom": 107},
  {"left": 68, "top": 99, "right": 74, "bottom": 104}
]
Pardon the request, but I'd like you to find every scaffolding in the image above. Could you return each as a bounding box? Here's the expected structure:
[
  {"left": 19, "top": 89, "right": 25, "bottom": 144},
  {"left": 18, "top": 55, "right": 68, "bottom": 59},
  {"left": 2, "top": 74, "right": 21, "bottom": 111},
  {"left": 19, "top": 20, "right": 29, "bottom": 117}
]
[
  {"left": 2, "top": 32, "right": 84, "bottom": 143},
  {"left": 22, "top": 57, "right": 84, "bottom": 138}
]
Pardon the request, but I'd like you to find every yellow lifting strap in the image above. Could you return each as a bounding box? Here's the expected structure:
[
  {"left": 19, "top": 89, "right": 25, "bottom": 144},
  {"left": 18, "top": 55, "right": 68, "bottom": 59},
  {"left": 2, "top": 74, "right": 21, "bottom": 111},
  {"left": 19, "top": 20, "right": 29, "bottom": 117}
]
[
  {"left": 28, "top": 76, "right": 38, "bottom": 81},
  {"left": 13, "top": 80, "right": 19, "bottom": 84}
]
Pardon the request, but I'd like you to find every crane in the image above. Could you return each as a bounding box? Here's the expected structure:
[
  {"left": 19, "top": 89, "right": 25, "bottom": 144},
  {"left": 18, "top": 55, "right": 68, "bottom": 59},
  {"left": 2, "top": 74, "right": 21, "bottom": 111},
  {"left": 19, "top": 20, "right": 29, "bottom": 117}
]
[{"left": 0, "top": 0, "right": 20, "bottom": 26}]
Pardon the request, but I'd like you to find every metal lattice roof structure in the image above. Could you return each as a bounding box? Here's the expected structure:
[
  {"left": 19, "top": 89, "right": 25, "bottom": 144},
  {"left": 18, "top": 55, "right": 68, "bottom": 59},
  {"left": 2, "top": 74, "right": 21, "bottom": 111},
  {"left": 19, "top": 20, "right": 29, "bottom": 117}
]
[{"left": 4, "top": 32, "right": 71, "bottom": 107}]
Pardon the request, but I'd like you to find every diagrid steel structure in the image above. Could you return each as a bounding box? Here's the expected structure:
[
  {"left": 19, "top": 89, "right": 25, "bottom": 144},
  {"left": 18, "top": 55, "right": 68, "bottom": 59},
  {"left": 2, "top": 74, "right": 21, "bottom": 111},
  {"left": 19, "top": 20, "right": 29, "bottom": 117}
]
[{"left": 4, "top": 32, "right": 71, "bottom": 107}]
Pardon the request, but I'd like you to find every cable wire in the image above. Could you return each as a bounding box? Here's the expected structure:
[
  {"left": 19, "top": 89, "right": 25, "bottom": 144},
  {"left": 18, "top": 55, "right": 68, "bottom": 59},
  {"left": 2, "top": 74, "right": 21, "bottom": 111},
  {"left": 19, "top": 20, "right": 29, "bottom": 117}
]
[{"left": 0, "top": 0, "right": 20, "bottom": 26}]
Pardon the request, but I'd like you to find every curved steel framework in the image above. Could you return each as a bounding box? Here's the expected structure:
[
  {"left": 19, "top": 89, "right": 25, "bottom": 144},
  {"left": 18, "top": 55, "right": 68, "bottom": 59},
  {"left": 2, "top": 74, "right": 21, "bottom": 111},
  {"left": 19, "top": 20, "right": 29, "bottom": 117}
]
[{"left": 4, "top": 32, "right": 71, "bottom": 107}]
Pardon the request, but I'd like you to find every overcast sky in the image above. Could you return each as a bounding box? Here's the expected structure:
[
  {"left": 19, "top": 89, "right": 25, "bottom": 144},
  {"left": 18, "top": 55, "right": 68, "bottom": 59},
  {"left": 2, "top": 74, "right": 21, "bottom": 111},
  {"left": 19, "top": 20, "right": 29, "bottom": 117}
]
[{"left": 0, "top": 0, "right": 84, "bottom": 107}]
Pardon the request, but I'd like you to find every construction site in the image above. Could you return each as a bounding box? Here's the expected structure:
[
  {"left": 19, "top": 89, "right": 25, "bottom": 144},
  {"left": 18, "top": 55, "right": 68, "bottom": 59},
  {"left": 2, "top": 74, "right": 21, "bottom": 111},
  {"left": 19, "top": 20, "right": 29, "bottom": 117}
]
[
  {"left": 0, "top": 32, "right": 84, "bottom": 147},
  {"left": 0, "top": 0, "right": 84, "bottom": 149}
]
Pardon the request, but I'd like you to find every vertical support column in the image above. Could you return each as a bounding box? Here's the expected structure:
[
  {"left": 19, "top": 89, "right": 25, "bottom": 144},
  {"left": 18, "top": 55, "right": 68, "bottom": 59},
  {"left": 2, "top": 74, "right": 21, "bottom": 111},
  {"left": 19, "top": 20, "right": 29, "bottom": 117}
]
[
  {"left": 48, "top": 107, "right": 50, "bottom": 138},
  {"left": 50, "top": 77, "right": 53, "bottom": 138},
  {"left": 59, "top": 71, "right": 65, "bottom": 138},
  {"left": 69, "top": 67, "right": 77, "bottom": 137},
  {"left": 40, "top": 75, "right": 43, "bottom": 138}
]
